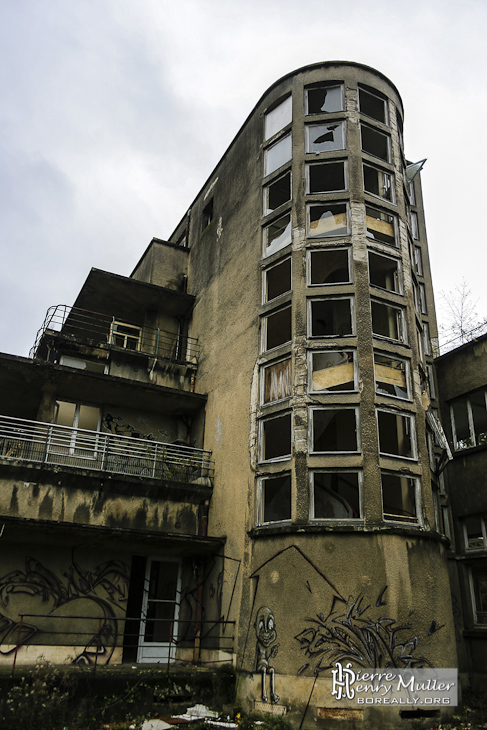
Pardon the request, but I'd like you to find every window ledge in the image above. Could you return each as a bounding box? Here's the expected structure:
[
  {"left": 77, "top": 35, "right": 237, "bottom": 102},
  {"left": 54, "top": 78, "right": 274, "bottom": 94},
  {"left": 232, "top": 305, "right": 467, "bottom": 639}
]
[{"left": 249, "top": 523, "right": 445, "bottom": 541}]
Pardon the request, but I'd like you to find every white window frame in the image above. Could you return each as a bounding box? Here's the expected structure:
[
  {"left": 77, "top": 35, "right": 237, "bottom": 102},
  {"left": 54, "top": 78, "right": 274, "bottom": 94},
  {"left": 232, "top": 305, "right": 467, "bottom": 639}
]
[
  {"left": 306, "top": 202, "right": 350, "bottom": 239},
  {"left": 263, "top": 212, "right": 292, "bottom": 258},
  {"left": 381, "top": 470, "right": 421, "bottom": 525},
  {"left": 358, "top": 85, "right": 389, "bottom": 126},
  {"left": 262, "top": 256, "right": 292, "bottom": 304},
  {"left": 374, "top": 352, "right": 411, "bottom": 401},
  {"left": 365, "top": 205, "right": 398, "bottom": 247},
  {"left": 305, "top": 84, "right": 344, "bottom": 115},
  {"left": 309, "top": 469, "right": 363, "bottom": 521},
  {"left": 371, "top": 299, "right": 407, "bottom": 344},
  {"left": 306, "top": 160, "right": 348, "bottom": 194},
  {"left": 263, "top": 170, "right": 292, "bottom": 216},
  {"left": 306, "top": 247, "right": 352, "bottom": 287},
  {"left": 368, "top": 250, "right": 403, "bottom": 295},
  {"left": 308, "top": 296, "right": 355, "bottom": 339},
  {"left": 363, "top": 163, "right": 395, "bottom": 204},
  {"left": 261, "top": 305, "right": 292, "bottom": 353},
  {"left": 258, "top": 411, "right": 293, "bottom": 464},
  {"left": 110, "top": 320, "right": 141, "bottom": 351},
  {"left": 305, "top": 121, "right": 346, "bottom": 153},
  {"left": 257, "top": 473, "right": 292, "bottom": 525},
  {"left": 264, "top": 95, "right": 292, "bottom": 141},
  {"left": 260, "top": 356, "right": 292, "bottom": 406},
  {"left": 308, "top": 349, "right": 358, "bottom": 393},
  {"left": 264, "top": 133, "right": 292, "bottom": 177},
  {"left": 360, "top": 122, "right": 391, "bottom": 163},
  {"left": 308, "top": 406, "right": 361, "bottom": 455}
]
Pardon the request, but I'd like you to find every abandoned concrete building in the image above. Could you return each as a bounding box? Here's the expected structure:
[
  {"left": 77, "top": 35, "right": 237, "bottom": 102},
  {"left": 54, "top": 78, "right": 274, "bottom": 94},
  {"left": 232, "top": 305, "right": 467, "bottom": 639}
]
[{"left": 0, "top": 60, "right": 485, "bottom": 727}]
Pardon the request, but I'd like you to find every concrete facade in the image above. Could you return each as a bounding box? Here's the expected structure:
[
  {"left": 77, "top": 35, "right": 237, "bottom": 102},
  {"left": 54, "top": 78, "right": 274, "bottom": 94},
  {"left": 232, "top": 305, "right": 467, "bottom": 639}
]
[{"left": 1, "top": 61, "right": 481, "bottom": 728}]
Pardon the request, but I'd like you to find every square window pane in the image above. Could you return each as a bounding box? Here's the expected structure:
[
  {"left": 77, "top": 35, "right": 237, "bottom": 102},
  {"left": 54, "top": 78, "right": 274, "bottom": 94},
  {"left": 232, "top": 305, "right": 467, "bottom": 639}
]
[
  {"left": 309, "top": 249, "right": 350, "bottom": 285},
  {"left": 310, "top": 299, "right": 352, "bottom": 337},
  {"left": 264, "top": 172, "right": 291, "bottom": 215},
  {"left": 306, "top": 122, "right": 345, "bottom": 153},
  {"left": 262, "top": 413, "right": 292, "bottom": 460},
  {"left": 307, "top": 204, "right": 348, "bottom": 238},
  {"left": 374, "top": 354, "right": 409, "bottom": 399},
  {"left": 264, "top": 134, "right": 292, "bottom": 176},
  {"left": 306, "top": 85, "right": 343, "bottom": 114},
  {"left": 368, "top": 251, "right": 401, "bottom": 293},
  {"left": 308, "top": 162, "right": 346, "bottom": 193},
  {"left": 310, "top": 351, "right": 355, "bottom": 392},
  {"left": 313, "top": 471, "right": 360, "bottom": 519},
  {"left": 262, "top": 358, "right": 292, "bottom": 404},
  {"left": 371, "top": 301, "right": 405, "bottom": 341},
  {"left": 264, "top": 258, "right": 291, "bottom": 302},
  {"left": 381, "top": 472, "right": 418, "bottom": 523},
  {"left": 311, "top": 408, "right": 358, "bottom": 452},
  {"left": 265, "top": 96, "right": 292, "bottom": 140},
  {"left": 365, "top": 206, "right": 396, "bottom": 246},
  {"left": 264, "top": 307, "right": 292, "bottom": 351},
  {"left": 364, "top": 164, "right": 394, "bottom": 202},
  {"left": 262, "top": 475, "right": 291, "bottom": 523},
  {"left": 264, "top": 213, "right": 292, "bottom": 257}
]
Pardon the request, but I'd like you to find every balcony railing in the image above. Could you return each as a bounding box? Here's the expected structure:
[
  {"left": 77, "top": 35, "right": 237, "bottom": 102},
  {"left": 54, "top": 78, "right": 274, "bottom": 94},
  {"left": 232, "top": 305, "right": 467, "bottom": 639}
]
[
  {"left": 30, "top": 305, "right": 200, "bottom": 365},
  {"left": 0, "top": 415, "right": 213, "bottom": 486}
]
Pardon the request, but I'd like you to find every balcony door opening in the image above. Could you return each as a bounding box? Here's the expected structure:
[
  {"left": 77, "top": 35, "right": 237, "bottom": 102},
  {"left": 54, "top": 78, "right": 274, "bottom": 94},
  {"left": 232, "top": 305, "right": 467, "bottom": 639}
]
[{"left": 137, "top": 558, "right": 181, "bottom": 663}]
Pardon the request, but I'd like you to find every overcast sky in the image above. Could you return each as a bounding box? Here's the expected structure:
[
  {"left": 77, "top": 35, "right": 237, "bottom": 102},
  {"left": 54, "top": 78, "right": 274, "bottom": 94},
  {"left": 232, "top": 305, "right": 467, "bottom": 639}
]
[{"left": 1, "top": 0, "right": 486, "bottom": 357}]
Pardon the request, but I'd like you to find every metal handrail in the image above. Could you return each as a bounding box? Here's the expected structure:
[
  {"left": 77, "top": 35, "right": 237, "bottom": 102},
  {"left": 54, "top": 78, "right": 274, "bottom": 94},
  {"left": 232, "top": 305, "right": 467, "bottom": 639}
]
[
  {"left": 29, "top": 304, "right": 200, "bottom": 364},
  {"left": 0, "top": 414, "right": 213, "bottom": 485}
]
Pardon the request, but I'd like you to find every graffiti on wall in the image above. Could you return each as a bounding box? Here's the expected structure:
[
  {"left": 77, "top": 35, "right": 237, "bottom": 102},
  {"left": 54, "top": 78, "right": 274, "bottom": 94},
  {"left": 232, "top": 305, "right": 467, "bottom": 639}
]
[
  {"left": 102, "top": 412, "right": 170, "bottom": 443},
  {"left": 0, "top": 549, "right": 129, "bottom": 666},
  {"left": 255, "top": 606, "right": 279, "bottom": 704}
]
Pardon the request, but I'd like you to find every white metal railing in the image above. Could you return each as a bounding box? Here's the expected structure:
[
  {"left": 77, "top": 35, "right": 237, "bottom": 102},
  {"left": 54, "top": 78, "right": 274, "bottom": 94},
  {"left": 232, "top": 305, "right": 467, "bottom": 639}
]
[{"left": 0, "top": 415, "right": 213, "bottom": 486}]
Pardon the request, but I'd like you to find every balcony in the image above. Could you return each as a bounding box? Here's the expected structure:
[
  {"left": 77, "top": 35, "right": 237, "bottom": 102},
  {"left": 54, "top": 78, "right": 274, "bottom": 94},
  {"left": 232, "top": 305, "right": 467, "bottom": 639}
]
[
  {"left": 0, "top": 415, "right": 213, "bottom": 487},
  {"left": 30, "top": 305, "right": 200, "bottom": 366}
]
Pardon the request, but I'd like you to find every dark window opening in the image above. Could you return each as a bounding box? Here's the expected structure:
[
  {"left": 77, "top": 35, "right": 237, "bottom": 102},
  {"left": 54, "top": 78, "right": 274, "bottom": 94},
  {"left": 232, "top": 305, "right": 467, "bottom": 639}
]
[
  {"left": 465, "top": 515, "right": 485, "bottom": 549},
  {"left": 202, "top": 199, "right": 213, "bottom": 230},
  {"left": 311, "top": 408, "right": 358, "bottom": 452},
  {"left": 306, "top": 85, "right": 343, "bottom": 114},
  {"left": 359, "top": 86, "right": 388, "bottom": 124},
  {"left": 261, "top": 413, "right": 292, "bottom": 461},
  {"left": 265, "top": 258, "right": 291, "bottom": 302},
  {"left": 308, "top": 203, "right": 348, "bottom": 238},
  {"left": 265, "top": 172, "right": 291, "bottom": 214},
  {"left": 264, "top": 306, "right": 292, "bottom": 351},
  {"left": 368, "top": 251, "right": 401, "bottom": 293},
  {"left": 365, "top": 206, "right": 396, "bottom": 246},
  {"left": 261, "top": 474, "right": 291, "bottom": 523},
  {"left": 364, "top": 164, "right": 393, "bottom": 201},
  {"left": 310, "top": 298, "right": 352, "bottom": 337},
  {"left": 313, "top": 471, "right": 360, "bottom": 519},
  {"left": 381, "top": 472, "right": 418, "bottom": 523},
  {"left": 361, "top": 124, "right": 390, "bottom": 162},
  {"left": 308, "top": 161, "right": 346, "bottom": 193},
  {"left": 310, "top": 248, "right": 350, "bottom": 285},
  {"left": 451, "top": 391, "right": 487, "bottom": 450},
  {"left": 371, "top": 300, "right": 405, "bottom": 341},
  {"left": 472, "top": 567, "right": 487, "bottom": 624},
  {"left": 310, "top": 351, "right": 355, "bottom": 392},
  {"left": 377, "top": 410, "right": 415, "bottom": 458}
]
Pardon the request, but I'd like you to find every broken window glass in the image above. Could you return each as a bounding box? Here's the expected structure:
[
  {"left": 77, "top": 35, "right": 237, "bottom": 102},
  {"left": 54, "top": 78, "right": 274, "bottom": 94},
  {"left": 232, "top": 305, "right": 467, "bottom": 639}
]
[
  {"left": 374, "top": 353, "right": 410, "bottom": 399},
  {"left": 264, "top": 257, "right": 291, "bottom": 302},
  {"left": 365, "top": 206, "right": 396, "bottom": 246},
  {"left": 311, "top": 471, "right": 360, "bottom": 519},
  {"left": 306, "top": 122, "right": 345, "bottom": 153},
  {"left": 306, "top": 84, "right": 343, "bottom": 114},
  {"left": 371, "top": 300, "right": 405, "bottom": 342},
  {"left": 265, "top": 96, "right": 292, "bottom": 140},
  {"left": 309, "top": 298, "right": 353, "bottom": 337},
  {"left": 260, "top": 474, "right": 291, "bottom": 523},
  {"left": 264, "top": 134, "right": 292, "bottom": 177},
  {"left": 260, "top": 413, "right": 292, "bottom": 461},
  {"left": 451, "top": 391, "right": 487, "bottom": 450},
  {"left": 307, "top": 161, "right": 346, "bottom": 193},
  {"left": 310, "top": 350, "right": 356, "bottom": 392},
  {"left": 361, "top": 124, "right": 391, "bottom": 162},
  {"left": 309, "top": 248, "right": 350, "bottom": 285},
  {"left": 377, "top": 409, "right": 416, "bottom": 458},
  {"left": 359, "top": 85, "right": 388, "bottom": 125},
  {"left": 307, "top": 203, "right": 348, "bottom": 238},
  {"left": 471, "top": 568, "right": 487, "bottom": 625},
  {"left": 363, "top": 164, "right": 394, "bottom": 202},
  {"left": 368, "top": 251, "right": 401, "bottom": 293},
  {"left": 465, "top": 516, "right": 485, "bottom": 549},
  {"left": 264, "top": 172, "right": 291, "bottom": 215},
  {"left": 262, "top": 358, "right": 292, "bottom": 405},
  {"left": 310, "top": 408, "right": 358, "bottom": 453},
  {"left": 263, "top": 213, "right": 292, "bottom": 257},
  {"left": 263, "top": 306, "right": 292, "bottom": 351},
  {"left": 381, "top": 472, "right": 418, "bottom": 523}
]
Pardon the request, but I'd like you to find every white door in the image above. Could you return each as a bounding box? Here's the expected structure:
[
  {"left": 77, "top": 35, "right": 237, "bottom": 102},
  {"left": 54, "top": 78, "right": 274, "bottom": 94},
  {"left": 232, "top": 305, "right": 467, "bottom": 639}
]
[{"left": 137, "top": 558, "right": 181, "bottom": 663}]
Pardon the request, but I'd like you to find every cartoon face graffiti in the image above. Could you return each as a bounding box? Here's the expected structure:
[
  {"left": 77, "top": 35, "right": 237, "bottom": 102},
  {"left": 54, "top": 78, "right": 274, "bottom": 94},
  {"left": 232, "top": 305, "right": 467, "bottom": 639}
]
[{"left": 254, "top": 606, "right": 279, "bottom": 704}]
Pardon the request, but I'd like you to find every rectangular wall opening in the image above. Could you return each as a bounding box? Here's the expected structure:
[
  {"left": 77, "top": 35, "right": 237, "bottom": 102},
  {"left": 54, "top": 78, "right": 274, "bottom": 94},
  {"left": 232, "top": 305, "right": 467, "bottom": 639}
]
[
  {"left": 381, "top": 471, "right": 418, "bottom": 523},
  {"left": 311, "top": 408, "right": 358, "bottom": 452},
  {"left": 310, "top": 298, "right": 353, "bottom": 337},
  {"left": 262, "top": 358, "right": 292, "bottom": 404},
  {"left": 307, "top": 203, "right": 348, "bottom": 238},
  {"left": 363, "top": 164, "right": 394, "bottom": 202},
  {"left": 374, "top": 354, "right": 409, "bottom": 399},
  {"left": 365, "top": 206, "right": 396, "bottom": 246},
  {"left": 310, "top": 350, "right": 356, "bottom": 392},
  {"left": 261, "top": 413, "right": 292, "bottom": 461},
  {"left": 309, "top": 248, "right": 350, "bottom": 285},
  {"left": 368, "top": 251, "right": 401, "bottom": 293},
  {"left": 311, "top": 471, "right": 360, "bottom": 519},
  {"left": 263, "top": 306, "right": 292, "bottom": 351},
  {"left": 308, "top": 161, "right": 346, "bottom": 193},
  {"left": 377, "top": 409, "right": 415, "bottom": 458},
  {"left": 264, "top": 172, "right": 291, "bottom": 215},
  {"left": 361, "top": 124, "right": 390, "bottom": 162},
  {"left": 260, "top": 474, "right": 291, "bottom": 523},
  {"left": 306, "top": 122, "right": 345, "bottom": 153},
  {"left": 371, "top": 300, "right": 405, "bottom": 341},
  {"left": 264, "top": 258, "right": 291, "bottom": 302},
  {"left": 306, "top": 85, "right": 343, "bottom": 114}
]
